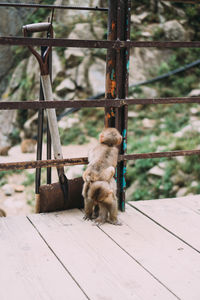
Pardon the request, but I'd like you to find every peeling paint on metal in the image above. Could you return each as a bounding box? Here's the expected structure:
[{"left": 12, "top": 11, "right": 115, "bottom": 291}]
[
  {"left": 126, "top": 59, "right": 130, "bottom": 72},
  {"left": 111, "top": 69, "right": 115, "bottom": 80},
  {"left": 121, "top": 166, "right": 126, "bottom": 189}
]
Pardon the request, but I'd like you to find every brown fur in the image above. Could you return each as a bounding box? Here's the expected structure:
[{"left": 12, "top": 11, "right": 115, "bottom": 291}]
[
  {"left": 82, "top": 128, "right": 122, "bottom": 183},
  {"left": 21, "top": 139, "right": 36, "bottom": 153},
  {"left": 84, "top": 179, "right": 120, "bottom": 225},
  {"left": 82, "top": 128, "right": 122, "bottom": 225},
  {"left": 0, "top": 146, "right": 11, "bottom": 156},
  {"left": 0, "top": 208, "right": 6, "bottom": 217}
]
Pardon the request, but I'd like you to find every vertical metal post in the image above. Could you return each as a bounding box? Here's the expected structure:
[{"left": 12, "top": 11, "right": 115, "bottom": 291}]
[
  {"left": 46, "top": 30, "right": 52, "bottom": 184},
  {"left": 105, "top": 0, "right": 117, "bottom": 128},
  {"left": 35, "top": 37, "right": 52, "bottom": 196},
  {"left": 35, "top": 46, "right": 46, "bottom": 196},
  {"left": 115, "top": 0, "right": 131, "bottom": 211}
]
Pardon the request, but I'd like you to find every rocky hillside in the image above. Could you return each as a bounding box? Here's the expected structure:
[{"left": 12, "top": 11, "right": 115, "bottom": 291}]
[{"left": 1, "top": 0, "right": 200, "bottom": 203}]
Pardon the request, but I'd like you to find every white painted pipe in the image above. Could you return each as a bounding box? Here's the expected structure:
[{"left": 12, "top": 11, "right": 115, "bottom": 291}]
[{"left": 41, "top": 75, "right": 63, "bottom": 160}]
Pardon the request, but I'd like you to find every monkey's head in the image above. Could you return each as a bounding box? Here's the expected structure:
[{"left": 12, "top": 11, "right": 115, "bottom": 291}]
[{"left": 99, "top": 128, "right": 122, "bottom": 147}]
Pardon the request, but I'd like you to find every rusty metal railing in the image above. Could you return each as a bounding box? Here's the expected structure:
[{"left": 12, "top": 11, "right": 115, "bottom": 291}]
[{"left": 0, "top": 0, "right": 199, "bottom": 211}]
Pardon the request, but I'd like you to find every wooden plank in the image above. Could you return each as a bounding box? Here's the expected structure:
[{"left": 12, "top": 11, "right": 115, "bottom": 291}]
[
  {"left": 100, "top": 204, "right": 200, "bottom": 300},
  {"left": 130, "top": 196, "right": 200, "bottom": 252},
  {"left": 29, "top": 210, "right": 177, "bottom": 300},
  {"left": 0, "top": 216, "right": 87, "bottom": 300}
]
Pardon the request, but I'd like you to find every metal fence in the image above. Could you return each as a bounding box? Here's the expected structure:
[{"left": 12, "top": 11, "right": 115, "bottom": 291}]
[{"left": 0, "top": 0, "right": 200, "bottom": 211}]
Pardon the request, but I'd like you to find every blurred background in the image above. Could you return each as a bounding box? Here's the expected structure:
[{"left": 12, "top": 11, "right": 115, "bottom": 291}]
[{"left": 1, "top": 0, "right": 200, "bottom": 216}]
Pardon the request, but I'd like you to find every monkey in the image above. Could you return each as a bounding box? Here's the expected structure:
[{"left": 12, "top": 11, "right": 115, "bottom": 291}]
[
  {"left": 0, "top": 146, "right": 11, "bottom": 156},
  {"left": 0, "top": 208, "right": 6, "bottom": 217},
  {"left": 82, "top": 127, "right": 122, "bottom": 225},
  {"left": 82, "top": 127, "right": 122, "bottom": 184},
  {"left": 84, "top": 178, "right": 121, "bottom": 225},
  {"left": 21, "top": 139, "right": 36, "bottom": 153}
]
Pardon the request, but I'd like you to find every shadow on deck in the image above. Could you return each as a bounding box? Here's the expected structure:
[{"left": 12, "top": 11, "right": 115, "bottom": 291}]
[{"left": 0, "top": 195, "right": 200, "bottom": 300}]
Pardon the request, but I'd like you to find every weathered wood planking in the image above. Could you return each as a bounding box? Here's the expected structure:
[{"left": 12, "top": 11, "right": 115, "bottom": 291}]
[
  {"left": 29, "top": 210, "right": 177, "bottom": 300},
  {"left": 130, "top": 195, "right": 200, "bottom": 252},
  {"left": 0, "top": 216, "right": 87, "bottom": 300},
  {"left": 100, "top": 204, "right": 200, "bottom": 300}
]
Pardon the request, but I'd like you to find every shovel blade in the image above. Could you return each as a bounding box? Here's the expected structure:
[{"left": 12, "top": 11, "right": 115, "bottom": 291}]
[{"left": 36, "top": 177, "right": 84, "bottom": 213}]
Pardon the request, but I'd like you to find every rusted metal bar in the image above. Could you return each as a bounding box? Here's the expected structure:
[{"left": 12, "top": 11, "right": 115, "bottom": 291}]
[
  {"left": 2, "top": 97, "right": 200, "bottom": 110},
  {"left": 162, "top": 0, "right": 200, "bottom": 4},
  {"left": 1, "top": 149, "right": 200, "bottom": 172},
  {"left": 0, "top": 3, "right": 108, "bottom": 11},
  {"left": 105, "top": 0, "right": 117, "bottom": 128},
  {"left": 121, "top": 149, "right": 200, "bottom": 160},
  {"left": 1, "top": 37, "right": 200, "bottom": 49},
  {"left": 115, "top": 0, "right": 131, "bottom": 212},
  {"left": 0, "top": 157, "right": 88, "bottom": 172}
]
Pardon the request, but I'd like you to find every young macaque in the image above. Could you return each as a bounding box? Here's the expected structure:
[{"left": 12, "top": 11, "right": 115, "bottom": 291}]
[
  {"left": 0, "top": 208, "right": 6, "bottom": 217},
  {"left": 21, "top": 139, "right": 36, "bottom": 153},
  {"left": 82, "top": 127, "right": 122, "bottom": 183},
  {"left": 0, "top": 146, "right": 11, "bottom": 156},
  {"left": 82, "top": 127, "right": 122, "bottom": 225},
  {"left": 84, "top": 178, "right": 120, "bottom": 225}
]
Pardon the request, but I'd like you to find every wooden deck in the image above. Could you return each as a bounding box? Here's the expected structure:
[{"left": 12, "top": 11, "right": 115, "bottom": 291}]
[{"left": 0, "top": 195, "right": 200, "bottom": 300}]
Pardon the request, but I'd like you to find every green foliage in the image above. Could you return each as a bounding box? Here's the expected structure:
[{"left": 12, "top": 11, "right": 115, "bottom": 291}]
[
  {"left": 23, "top": 172, "right": 35, "bottom": 187},
  {"left": 60, "top": 126, "right": 88, "bottom": 145}
]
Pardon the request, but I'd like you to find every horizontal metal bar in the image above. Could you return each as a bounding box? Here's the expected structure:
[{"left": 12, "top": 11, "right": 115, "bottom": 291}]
[
  {"left": 121, "top": 150, "right": 200, "bottom": 161},
  {"left": 1, "top": 37, "right": 200, "bottom": 49},
  {"left": 0, "top": 2, "right": 108, "bottom": 11},
  {"left": 1, "top": 97, "right": 200, "bottom": 110},
  {"left": 1, "top": 149, "right": 200, "bottom": 171},
  {"left": 0, "top": 157, "right": 88, "bottom": 172},
  {"left": 162, "top": 0, "right": 199, "bottom": 4}
]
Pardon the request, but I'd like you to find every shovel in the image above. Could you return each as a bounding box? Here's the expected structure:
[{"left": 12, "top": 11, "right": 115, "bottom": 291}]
[{"left": 23, "top": 22, "right": 84, "bottom": 212}]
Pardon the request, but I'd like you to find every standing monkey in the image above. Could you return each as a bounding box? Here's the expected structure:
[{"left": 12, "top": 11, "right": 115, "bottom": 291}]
[{"left": 82, "top": 127, "right": 122, "bottom": 225}]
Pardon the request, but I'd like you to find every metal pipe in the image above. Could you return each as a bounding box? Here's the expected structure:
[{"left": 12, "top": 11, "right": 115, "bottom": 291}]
[
  {"left": 2, "top": 37, "right": 200, "bottom": 48},
  {"left": 0, "top": 3, "right": 108, "bottom": 11},
  {"left": 2, "top": 97, "right": 200, "bottom": 110},
  {"left": 1, "top": 149, "right": 200, "bottom": 171}
]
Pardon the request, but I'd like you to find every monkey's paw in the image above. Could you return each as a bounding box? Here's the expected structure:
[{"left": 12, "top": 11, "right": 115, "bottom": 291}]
[
  {"left": 83, "top": 215, "right": 92, "bottom": 221},
  {"left": 108, "top": 219, "right": 122, "bottom": 226}
]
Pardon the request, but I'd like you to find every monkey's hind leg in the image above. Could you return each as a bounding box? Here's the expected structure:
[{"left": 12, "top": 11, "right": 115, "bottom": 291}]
[
  {"left": 94, "top": 204, "right": 108, "bottom": 225},
  {"left": 108, "top": 198, "right": 122, "bottom": 226},
  {"left": 83, "top": 197, "right": 94, "bottom": 221}
]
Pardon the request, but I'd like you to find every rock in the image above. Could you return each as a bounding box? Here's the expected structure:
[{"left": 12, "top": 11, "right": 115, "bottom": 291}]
[
  {"left": 140, "top": 86, "right": 158, "bottom": 98},
  {"left": 128, "top": 111, "right": 139, "bottom": 118},
  {"left": 131, "top": 14, "right": 141, "bottom": 25},
  {"left": 188, "top": 89, "right": 200, "bottom": 97},
  {"left": 162, "top": 20, "right": 186, "bottom": 41},
  {"left": 0, "top": 209, "right": 6, "bottom": 217},
  {"left": 191, "top": 181, "right": 198, "bottom": 188},
  {"left": 14, "top": 185, "right": 25, "bottom": 193},
  {"left": 52, "top": 50, "right": 63, "bottom": 82},
  {"left": 0, "top": 146, "right": 11, "bottom": 156},
  {"left": 56, "top": 78, "right": 75, "bottom": 96},
  {"left": 142, "top": 118, "right": 156, "bottom": 129},
  {"left": 176, "top": 187, "right": 187, "bottom": 197},
  {"left": 65, "top": 165, "right": 84, "bottom": 179},
  {"left": 88, "top": 58, "right": 106, "bottom": 94},
  {"left": 190, "top": 107, "right": 199, "bottom": 115},
  {"left": 126, "top": 180, "right": 139, "bottom": 201},
  {"left": 58, "top": 116, "right": 79, "bottom": 129},
  {"left": 64, "top": 48, "right": 84, "bottom": 68},
  {"left": 9, "top": 59, "right": 27, "bottom": 92},
  {"left": 2, "top": 184, "right": 14, "bottom": 196},
  {"left": 148, "top": 165, "right": 165, "bottom": 177},
  {"left": 21, "top": 139, "right": 36, "bottom": 153}
]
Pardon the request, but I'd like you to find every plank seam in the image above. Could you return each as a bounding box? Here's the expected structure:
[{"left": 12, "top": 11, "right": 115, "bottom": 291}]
[
  {"left": 97, "top": 224, "right": 180, "bottom": 300},
  {"left": 76, "top": 209, "right": 180, "bottom": 300},
  {"left": 128, "top": 203, "right": 200, "bottom": 254},
  {"left": 26, "top": 216, "right": 90, "bottom": 300}
]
